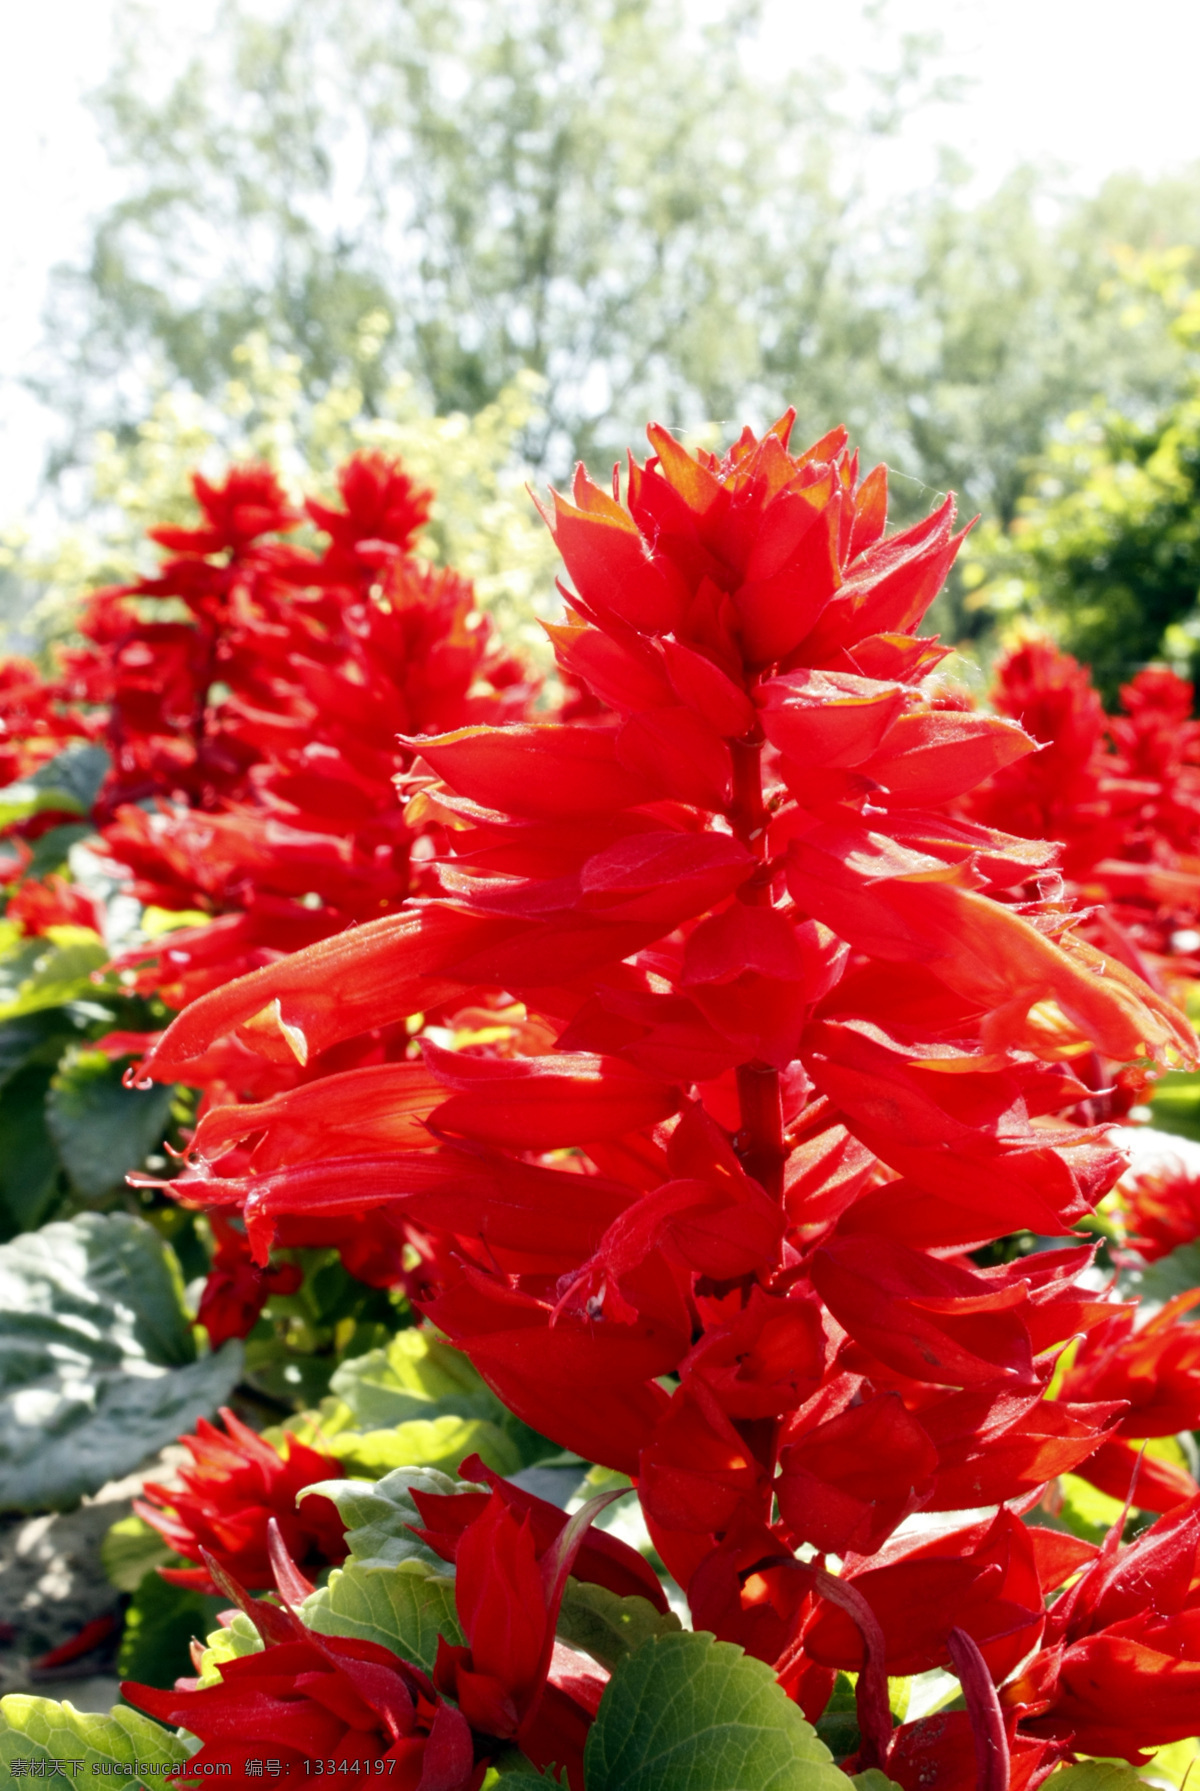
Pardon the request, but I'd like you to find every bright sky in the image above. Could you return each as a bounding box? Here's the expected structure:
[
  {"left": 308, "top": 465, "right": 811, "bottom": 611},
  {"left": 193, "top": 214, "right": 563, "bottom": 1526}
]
[{"left": 1, "top": 0, "right": 1199, "bottom": 517}]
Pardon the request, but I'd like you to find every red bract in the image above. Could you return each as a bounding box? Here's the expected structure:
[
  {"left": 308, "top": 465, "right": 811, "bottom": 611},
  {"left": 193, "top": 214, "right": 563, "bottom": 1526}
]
[
  {"left": 1004, "top": 1495, "right": 1200, "bottom": 1761},
  {"left": 124, "top": 1560, "right": 480, "bottom": 1790},
  {"left": 1118, "top": 1153, "right": 1200, "bottom": 1260},
  {"left": 135, "top": 1406, "right": 347, "bottom": 1592},
  {"left": 195, "top": 1212, "right": 304, "bottom": 1347},
  {"left": 135, "top": 417, "right": 1199, "bottom": 1769},
  {"left": 1051, "top": 1288, "right": 1200, "bottom": 1511},
  {"left": 966, "top": 638, "right": 1200, "bottom": 1006}
]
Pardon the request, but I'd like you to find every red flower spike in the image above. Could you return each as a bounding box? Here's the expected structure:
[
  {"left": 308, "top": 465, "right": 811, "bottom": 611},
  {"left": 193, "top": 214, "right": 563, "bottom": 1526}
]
[
  {"left": 135, "top": 1407, "right": 347, "bottom": 1593},
  {"left": 117, "top": 419, "right": 1200, "bottom": 1774}
]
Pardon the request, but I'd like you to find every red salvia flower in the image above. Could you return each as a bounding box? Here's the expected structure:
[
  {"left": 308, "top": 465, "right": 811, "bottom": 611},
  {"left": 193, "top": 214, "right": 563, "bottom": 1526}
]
[
  {"left": 125, "top": 417, "right": 1200, "bottom": 1771},
  {"left": 124, "top": 1546, "right": 480, "bottom": 1789},
  {"left": 135, "top": 1407, "right": 347, "bottom": 1592}
]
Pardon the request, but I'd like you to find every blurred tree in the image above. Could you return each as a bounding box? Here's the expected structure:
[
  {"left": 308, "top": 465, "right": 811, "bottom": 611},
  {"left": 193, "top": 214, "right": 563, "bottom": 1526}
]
[
  {"left": 26, "top": 0, "right": 1200, "bottom": 542},
  {"left": 962, "top": 250, "right": 1200, "bottom": 699},
  {"left": 4, "top": 329, "right": 560, "bottom": 664}
]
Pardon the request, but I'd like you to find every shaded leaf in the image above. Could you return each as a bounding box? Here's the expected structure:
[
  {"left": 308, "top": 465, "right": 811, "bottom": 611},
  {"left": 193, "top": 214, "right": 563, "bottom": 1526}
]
[
  {"left": 0, "top": 1213, "right": 243, "bottom": 1510},
  {"left": 101, "top": 1512, "right": 176, "bottom": 1592},
  {"left": 556, "top": 1578, "right": 681, "bottom": 1672},
  {"left": 0, "top": 1064, "right": 62, "bottom": 1238},
  {"left": 46, "top": 1048, "right": 176, "bottom": 1198},
  {"left": 117, "top": 1571, "right": 225, "bottom": 1689}
]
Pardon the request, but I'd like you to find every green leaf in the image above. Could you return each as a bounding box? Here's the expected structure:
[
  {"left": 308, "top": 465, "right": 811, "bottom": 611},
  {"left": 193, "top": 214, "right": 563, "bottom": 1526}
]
[
  {"left": 329, "top": 1413, "right": 521, "bottom": 1479},
  {"left": 0, "top": 932, "right": 109, "bottom": 1022},
  {"left": 555, "top": 1579, "right": 681, "bottom": 1672},
  {"left": 0, "top": 1693, "right": 192, "bottom": 1789},
  {"left": 196, "top": 1609, "right": 264, "bottom": 1685},
  {"left": 1047, "top": 1766, "right": 1152, "bottom": 1791},
  {"left": 814, "top": 1672, "right": 859, "bottom": 1760},
  {"left": 302, "top": 1465, "right": 487, "bottom": 1573},
  {"left": 1120, "top": 1239, "right": 1200, "bottom": 1307},
  {"left": 0, "top": 744, "right": 110, "bottom": 828},
  {"left": 118, "top": 1570, "right": 226, "bottom": 1689},
  {"left": 302, "top": 1562, "right": 462, "bottom": 1671},
  {"left": 584, "top": 1630, "right": 847, "bottom": 1791},
  {"left": 1058, "top": 1472, "right": 1126, "bottom": 1544},
  {"left": 330, "top": 1327, "right": 501, "bottom": 1427},
  {"left": 0, "top": 1064, "right": 63, "bottom": 1237},
  {"left": 853, "top": 1775, "right": 905, "bottom": 1791},
  {"left": 0, "top": 1213, "right": 243, "bottom": 1510},
  {"left": 46, "top": 1048, "right": 176, "bottom": 1197},
  {"left": 0, "top": 1012, "right": 73, "bottom": 1094},
  {"left": 101, "top": 1512, "right": 176, "bottom": 1592}
]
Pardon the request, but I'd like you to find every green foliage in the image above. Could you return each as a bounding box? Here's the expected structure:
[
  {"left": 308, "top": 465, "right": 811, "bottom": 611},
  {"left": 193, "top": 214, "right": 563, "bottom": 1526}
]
[
  {"left": 195, "top": 1609, "right": 264, "bottom": 1685},
  {"left": 329, "top": 1324, "right": 552, "bottom": 1468},
  {"left": 101, "top": 1511, "right": 176, "bottom": 1591},
  {"left": 331, "top": 1326, "right": 501, "bottom": 1427},
  {"left": 301, "top": 1562, "right": 462, "bottom": 1670},
  {"left": 46, "top": 1048, "right": 176, "bottom": 1198},
  {"left": 964, "top": 252, "right": 1200, "bottom": 692},
  {"left": 0, "top": 745, "right": 110, "bottom": 828},
  {"left": 328, "top": 1413, "right": 521, "bottom": 1479},
  {"left": 117, "top": 1571, "right": 225, "bottom": 1690},
  {"left": 0, "top": 1062, "right": 63, "bottom": 1235},
  {"left": 1047, "top": 1766, "right": 1153, "bottom": 1791},
  {"left": 0, "top": 1695, "right": 193, "bottom": 1789},
  {"left": 301, "top": 1464, "right": 487, "bottom": 1573},
  {"left": 1149, "top": 1069, "right": 1200, "bottom": 1142},
  {"left": 0, "top": 1212, "right": 242, "bottom": 1509},
  {"left": 814, "top": 1672, "right": 860, "bottom": 1759},
  {"left": 583, "top": 1630, "right": 847, "bottom": 1791},
  {"left": 9, "top": 336, "right": 560, "bottom": 665},
  {"left": 554, "top": 1580, "right": 682, "bottom": 1673},
  {"left": 0, "top": 926, "right": 110, "bottom": 1022}
]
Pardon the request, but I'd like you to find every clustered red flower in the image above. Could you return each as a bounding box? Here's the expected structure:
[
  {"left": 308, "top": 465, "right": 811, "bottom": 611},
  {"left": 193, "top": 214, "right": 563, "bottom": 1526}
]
[
  {"left": 135, "top": 1405, "right": 348, "bottom": 1592},
  {"left": 113, "top": 418, "right": 1200, "bottom": 1783},
  {"left": 126, "top": 1463, "right": 657, "bottom": 1788},
  {"left": 1, "top": 451, "right": 539, "bottom": 1332},
  {"left": 965, "top": 636, "right": 1200, "bottom": 996}
]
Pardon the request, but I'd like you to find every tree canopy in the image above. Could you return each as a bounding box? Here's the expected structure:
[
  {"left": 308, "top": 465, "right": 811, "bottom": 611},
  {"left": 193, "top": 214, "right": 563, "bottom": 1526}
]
[{"left": 33, "top": 0, "right": 1200, "bottom": 527}]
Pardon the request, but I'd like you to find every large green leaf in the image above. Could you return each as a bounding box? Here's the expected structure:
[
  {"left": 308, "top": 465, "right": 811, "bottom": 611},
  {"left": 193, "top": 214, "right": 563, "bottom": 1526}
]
[
  {"left": 0, "top": 1213, "right": 243, "bottom": 1509},
  {"left": 0, "top": 1063, "right": 62, "bottom": 1237},
  {"left": 0, "top": 744, "right": 110, "bottom": 829},
  {"left": 0, "top": 1694, "right": 192, "bottom": 1789},
  {"left": 331, "top": 1327, "right": 502, "bottom": 1427},
  {"left": 584, "top": 1631, "right": 847, "bottom": 1791},
  {"left": 46, "top": 1048, "right": 177, "bottom": 1197},
  {"left": 301, "top": 1464, "right": 487, "bottom": 1573},
  {"left": 302, "top": 1562, "right": 462, "bottom": 1671},
  {"left": 555, "top": 1580, "right": 681, "bottom": 1672}
]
